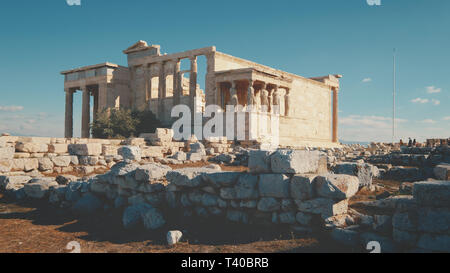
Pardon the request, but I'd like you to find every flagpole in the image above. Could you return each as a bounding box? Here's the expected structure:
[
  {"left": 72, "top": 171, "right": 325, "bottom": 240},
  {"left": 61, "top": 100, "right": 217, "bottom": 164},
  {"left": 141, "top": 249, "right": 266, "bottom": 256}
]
[{"left": 393, "top": 48, "right": 396, "bottom": 144}]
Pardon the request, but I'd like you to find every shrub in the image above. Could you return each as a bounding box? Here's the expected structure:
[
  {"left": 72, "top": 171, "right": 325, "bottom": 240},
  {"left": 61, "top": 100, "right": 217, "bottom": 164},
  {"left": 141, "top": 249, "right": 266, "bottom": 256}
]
[{"left": 91, "top": 108, "right": 162, "bottom": 139}]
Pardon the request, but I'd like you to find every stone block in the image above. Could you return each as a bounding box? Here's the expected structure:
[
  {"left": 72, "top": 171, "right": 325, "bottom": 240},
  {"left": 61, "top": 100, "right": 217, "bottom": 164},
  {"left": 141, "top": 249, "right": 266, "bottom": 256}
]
[
  {"left": 48, "top": 144, "right": 68, "bottom": 154},
  {"left": 413, "top": 181, "right": 450, "bottom": 207},
  {"left": 290, "top": 174, "right": 316, "bottom": 200},
  {"left": 257, "top": 197, "right": 281, "bottom": 212},
  {"left": 50, "top": 156, "right": 72, "bottom": 167},
  {"left": 118, "top": 146, "right": 142, "bottom": 161},
  {"left": 333, "top": 162, "right": 374, "bottom": 187},
  {"left": 314, "top": 174, "right": 359, "bottom": 200},
  {"left": 1, "top": 176, "right": 31, "bottom": 191},
  {"left": 259, "top": 174, "right": 290, "bottom": 198},
  {"left": 295, "top": 198, "right": 348, "bottom": 219},
  {"left": 0, "top": 147, "right": 14, "bottom": 159},
  {"left": 38, "top": 158, "right": 54, "bottom": 171},
  {"left": 203, "top": 172, "right": 241, "bottom": 187},
  {"left": 166, "top": 167, "right": 218, "bottom": 187},
  {"left": 24, "top": 178, "right": 58, "bottom": 199},
  {"left": 135, "top": 163, "right": 171, "bottom": 182},
  {"left": 68, "top": 144, "right": 102, "bottom": 156},
  {"left": 102, "top": 145, "right": 118, "bottom": 156},
  {"left": 417, "top": 207, "right": 450, "bottom": 234},
  {"left": 234, "top": 174, "right": 259, "bottom": 199},
  {"left": 248, "top": 150, "right": 273, "bottom": 174},
  {"left": 15, "top": 142, "right": 47, "bottom": 153},
  {"left": 433, "top": 164, "right": 450, "bottom": 180},
  {"left": 270, "top": 150, "right": 320, "bottom": 174}
]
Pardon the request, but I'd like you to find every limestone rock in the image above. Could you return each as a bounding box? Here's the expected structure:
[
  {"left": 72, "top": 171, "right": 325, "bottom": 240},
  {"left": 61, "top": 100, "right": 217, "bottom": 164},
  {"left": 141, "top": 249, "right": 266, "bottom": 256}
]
[
  {"left": 50, "top": 156, "right": 72, "bottom": 167},
  {"left": 333, "top": 162, "right": 375, "bottom": 187},
  {"left": 295, "top": 198, "right": 348, "bottom": 219},
  {"left": 135, "top": 163, "right": 171, "bottom": 182},
  {"left": 290, "top": 174, "right": 316, "bottom": 201},
  {"left": 259, "top": 174, "right": 290, "bottom": 198},
  {"left": 68, "top": 144, "right": 102, "bottom": 156},
  {"left": 118, "top": 146, "right": 141, "bottom": 161},
  {"left": 413, "top": 181, "right": 450, "bottom": 207},
  {"left": 234, "top": 174, "right": 258, "bottom": 199},
  {"left": 0, "top": 147, "right": 14, "bottom": 159},
  {"left": 270, "top": 150, "right": 320, "bottom": 174},
  {"left": 166, "top": 167, "right": 218, "bottom": 187},
  {"left": 257, "top": 197, "right": 281, "bottom": 212},
  {"left": 1, "top": 176, "right": 31, "bottom": 191},
  {"left": 434, "top": 164, "right": 450, "bottom": 180},
  {"left": 122, "top": 203, "right": 152, "bottom": 229},
  {"left": 167, "top": 230, "right": 183, "bottom": 245},
  {"left": 248, "top": 150, "right": 273, "bottom": 174},
  {"left": 314, "top": 174, "right": 359, "bottom": 200},
  {"left": 203, "top": 172, "right": 240, "bottom": 187},
  {"left": 24, "top": 178, "right": 58, "bottom": 199},
  {"left": 38, "top": 157, "right": 54, "bottom": 171}
]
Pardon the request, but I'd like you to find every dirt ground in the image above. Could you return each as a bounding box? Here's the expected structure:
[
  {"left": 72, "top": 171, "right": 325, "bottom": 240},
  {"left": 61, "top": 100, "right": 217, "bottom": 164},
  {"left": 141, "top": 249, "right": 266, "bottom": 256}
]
[
  {"left": 0, "top": 163, "right": 403, "bottom": 253},
  {"left": 0, "top": 193, "right": 358, "bottom": 253}
]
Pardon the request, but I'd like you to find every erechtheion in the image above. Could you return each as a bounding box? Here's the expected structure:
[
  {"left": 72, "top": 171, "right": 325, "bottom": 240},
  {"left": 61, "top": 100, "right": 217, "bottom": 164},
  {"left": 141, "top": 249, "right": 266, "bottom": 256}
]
[{"left": 61, "top": 41, "right": 341, "bottom": 148}]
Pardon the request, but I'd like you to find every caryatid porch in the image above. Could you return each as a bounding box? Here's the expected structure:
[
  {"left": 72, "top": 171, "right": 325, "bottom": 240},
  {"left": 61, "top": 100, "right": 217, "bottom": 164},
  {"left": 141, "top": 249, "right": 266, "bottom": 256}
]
[{"left": 214, "top": 68, "right": 340, "bottom": 144}]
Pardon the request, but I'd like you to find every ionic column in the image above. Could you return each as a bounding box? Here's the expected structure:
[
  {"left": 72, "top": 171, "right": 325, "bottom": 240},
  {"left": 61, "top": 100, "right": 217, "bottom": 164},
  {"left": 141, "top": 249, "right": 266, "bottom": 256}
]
[
  {"left": 64, "top": 88, "right": 73, "bottom": 138},
  {"left": 81, "top": 86, "right": 90, "bottom": 138},
  {"left": 144, "top": 65, "right": 150, "bottom": 104},
  {"left": 189, "top": 56, "right": 198, "bottom": 99},
  {"left": 158, "top": 62, "right": 166, "bottom": 119},
  {"left": 332, "top": 88, "right": 339, "bottom": 143},
  {"left": 93, "top": 86, "right": 99, "bottom": 122},
  {"left": 173, "top": 59, "right": 181, "bottom": 106}
]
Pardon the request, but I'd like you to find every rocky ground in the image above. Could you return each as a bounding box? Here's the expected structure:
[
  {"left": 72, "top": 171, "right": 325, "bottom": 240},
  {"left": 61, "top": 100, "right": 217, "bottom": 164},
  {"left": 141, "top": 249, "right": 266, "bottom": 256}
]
[
  {"left": 0, "top": 192, "right": 354, "bottom": 253},
  {"left": 0, "top": 173, "right": 401, "bottom": 253}
]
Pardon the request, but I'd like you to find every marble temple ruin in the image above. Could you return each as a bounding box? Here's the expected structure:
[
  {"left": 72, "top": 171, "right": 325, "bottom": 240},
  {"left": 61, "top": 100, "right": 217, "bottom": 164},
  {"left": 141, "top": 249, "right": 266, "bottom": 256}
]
[{"left": 61, "top": 41, "right": 341, "bottom": 148}]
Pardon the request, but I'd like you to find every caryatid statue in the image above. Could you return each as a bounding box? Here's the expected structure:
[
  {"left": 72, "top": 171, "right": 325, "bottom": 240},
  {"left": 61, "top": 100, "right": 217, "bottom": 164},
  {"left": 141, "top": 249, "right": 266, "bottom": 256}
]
[
  {"left": 247, "top": 80, "right": 256, "bottom": 111},
  {"left": 230, "top": 81, "right": 239, "bottom": 107},
  {"left": 260, "top": 84, "right": 269, "bottom": 112},
  {"left": 284, "top": 88, "right": 291, "bottom": 116},
  {"left": 272, "top": 86, "right": 281, "bottom": 114}
]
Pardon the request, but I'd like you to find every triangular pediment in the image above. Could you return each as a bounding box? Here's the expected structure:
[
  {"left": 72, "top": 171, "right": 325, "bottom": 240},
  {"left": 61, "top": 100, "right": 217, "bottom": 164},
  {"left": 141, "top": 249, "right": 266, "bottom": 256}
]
[{"left": 123, "top": 40, "right": 150, "bottom": 54}]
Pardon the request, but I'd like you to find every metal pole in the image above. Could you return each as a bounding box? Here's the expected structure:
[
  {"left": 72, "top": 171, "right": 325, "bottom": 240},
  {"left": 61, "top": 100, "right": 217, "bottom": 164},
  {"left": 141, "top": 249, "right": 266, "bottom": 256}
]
[{"left": 393, "top": 48, "right": 396, "bottom": 144}]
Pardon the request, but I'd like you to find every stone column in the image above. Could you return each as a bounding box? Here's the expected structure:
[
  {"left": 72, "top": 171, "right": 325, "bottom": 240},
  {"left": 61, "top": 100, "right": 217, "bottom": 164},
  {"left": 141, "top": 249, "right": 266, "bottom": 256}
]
[
  {"left": 216, "top": 82, "right": 222, "bottom": 107},
  {"left": 173, "top": 59, "right": 181, "bottom": 106},
  {"left": 93, "top": 86, "right": 99, "bottom": 122},
  {"left": 81, "top": 86, "right": 90, "bottom": 138},
  {"left": 98, "top": 82, "right": 108, "bottom": 110},
  {"left": 158, "top": 62, "right": 166, "bottom": 120},
  {"left": 144, "top": 65, "right": 150, "bottom": 104},
  {"left": 64, "top": 88, "right": 73, "bottom": 138},
  {"left": 189, "top": 56, "right": 197, "bottom": 100},
  {"left": 332, "top": 88, "right": 339, "bottom": 143}
]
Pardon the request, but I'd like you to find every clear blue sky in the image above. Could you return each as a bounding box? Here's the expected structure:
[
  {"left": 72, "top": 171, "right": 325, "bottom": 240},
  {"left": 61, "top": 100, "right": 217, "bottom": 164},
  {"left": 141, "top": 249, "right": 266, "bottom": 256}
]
[{"left": 0, "top": 0, "right": 449, "bottom": 142}]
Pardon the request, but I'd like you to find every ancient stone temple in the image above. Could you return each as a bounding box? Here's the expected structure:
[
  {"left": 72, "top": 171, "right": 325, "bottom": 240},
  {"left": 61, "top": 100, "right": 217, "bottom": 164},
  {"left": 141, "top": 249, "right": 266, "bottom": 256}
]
[{"left": 61, "top": 40, "right": 341, "bottom": 148}]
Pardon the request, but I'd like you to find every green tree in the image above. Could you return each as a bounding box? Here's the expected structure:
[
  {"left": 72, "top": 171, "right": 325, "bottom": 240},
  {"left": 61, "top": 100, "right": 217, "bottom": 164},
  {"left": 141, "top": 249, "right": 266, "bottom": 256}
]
[{"left": 91, "top": 108, "right": 161, "bottom": 139}]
